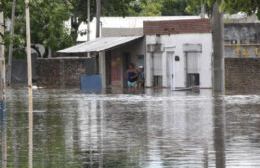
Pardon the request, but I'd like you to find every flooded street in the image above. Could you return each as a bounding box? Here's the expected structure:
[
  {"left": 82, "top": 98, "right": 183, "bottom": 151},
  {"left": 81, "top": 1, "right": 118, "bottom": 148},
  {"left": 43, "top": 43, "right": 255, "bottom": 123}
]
[{"left": 1, "top": 89, "right": 260, "bottom": 168}]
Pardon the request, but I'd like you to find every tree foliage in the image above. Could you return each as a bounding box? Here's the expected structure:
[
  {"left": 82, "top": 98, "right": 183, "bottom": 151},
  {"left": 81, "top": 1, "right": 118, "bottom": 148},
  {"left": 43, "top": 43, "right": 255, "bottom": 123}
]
[
  {"left": 2, "top": 0, "right": 74, "bottom": 58},
  {"left": 186, "top": 0, "right": 260, "bottom": 18},
  {"left": 161, "top": 0, "right": 191, "bottom": 16},
  {"left": 222, "top": 0, "right": 260, "bottom": 18}
]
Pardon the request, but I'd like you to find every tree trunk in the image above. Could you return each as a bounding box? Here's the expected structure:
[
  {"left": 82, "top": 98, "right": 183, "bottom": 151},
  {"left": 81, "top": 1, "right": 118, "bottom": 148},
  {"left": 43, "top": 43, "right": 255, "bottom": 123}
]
[
  {"left": 0, "top": 2, "right": 5, "bottom": 101},
  {"left": 96, "top": 0, "right": 101, "bottom": 38},
  {"left": 7, "top": 0, "right": 17, "bottom": 86},
  {"left": 212, "top": 2, "right": 225, "bottom": 93}
]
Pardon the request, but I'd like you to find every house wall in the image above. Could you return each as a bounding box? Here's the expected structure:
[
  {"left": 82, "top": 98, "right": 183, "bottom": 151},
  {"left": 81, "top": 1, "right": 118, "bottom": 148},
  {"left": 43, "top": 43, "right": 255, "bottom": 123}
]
[
  {"left": 102, "top": 28, "right": 143, "bottom": 37},
  {"left": 146, "top": 33, "right": 213, "bottom": 88},
  {"left": 77, "top": 16, "right": 201, "bottom": 42},
  {"left": 225, "top": 58, "right": 260, "bottom": 92},
  {"left": 108, "top": 38, "right": 145, "bottom": 88}
]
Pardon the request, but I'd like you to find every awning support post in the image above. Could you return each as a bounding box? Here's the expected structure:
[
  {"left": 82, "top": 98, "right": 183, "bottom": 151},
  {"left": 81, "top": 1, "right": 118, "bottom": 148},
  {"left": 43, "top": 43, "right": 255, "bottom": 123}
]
[{"left": 99, "top": 51, "right": 106, "bottom": 88}]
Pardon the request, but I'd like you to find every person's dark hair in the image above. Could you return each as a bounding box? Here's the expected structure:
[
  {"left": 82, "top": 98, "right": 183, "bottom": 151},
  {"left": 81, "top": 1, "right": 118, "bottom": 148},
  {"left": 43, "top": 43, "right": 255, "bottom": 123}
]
[{"left": 128, "top": 63, "right": 135, "bottom": 69}]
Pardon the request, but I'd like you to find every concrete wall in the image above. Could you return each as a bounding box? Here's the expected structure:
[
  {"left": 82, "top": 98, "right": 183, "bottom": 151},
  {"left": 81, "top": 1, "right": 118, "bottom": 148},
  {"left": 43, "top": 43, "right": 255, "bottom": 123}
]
[
  {"left": 11, "top": 54, "right": 38, "bottom": 84},
  {"left": 37, "top": 58, "right": 96, "bottom": 87},
  {"left": 102, "top": 28, "right": 143, "bottom": 37},
  {"left": 225, "top": 58, "right": 260, "bottom": 92},
  {"left": 146, "top": 33, "right": 213, "bottom": 88}
]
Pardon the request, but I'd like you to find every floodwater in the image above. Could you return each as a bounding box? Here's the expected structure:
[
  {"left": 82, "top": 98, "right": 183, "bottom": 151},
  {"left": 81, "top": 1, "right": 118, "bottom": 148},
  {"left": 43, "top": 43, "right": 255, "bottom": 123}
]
[{"left": 1, "top": 89, "right": 260, "bottom": 168}]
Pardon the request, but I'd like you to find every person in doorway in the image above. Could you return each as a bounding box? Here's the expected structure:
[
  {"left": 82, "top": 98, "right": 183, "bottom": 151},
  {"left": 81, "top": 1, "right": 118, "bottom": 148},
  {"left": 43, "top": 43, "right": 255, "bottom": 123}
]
[
  {"left": 126, "top": 63, "right": 138, "bottom": 91},
  {"left": 137, "top": 66, "right": 145, "bottom": 89}
]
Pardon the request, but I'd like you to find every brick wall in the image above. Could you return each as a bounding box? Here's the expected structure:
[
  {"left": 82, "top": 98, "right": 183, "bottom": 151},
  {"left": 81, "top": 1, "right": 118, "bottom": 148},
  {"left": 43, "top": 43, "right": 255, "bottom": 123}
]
[
  {"left": 144, "top": 19, "right": 211, "bottom": 35},
  {"left": 37, "top": 58, "right": 96, "bottom": 88},
  {"left": 225, "top": 58, "right": 260, "bottom": 92}
]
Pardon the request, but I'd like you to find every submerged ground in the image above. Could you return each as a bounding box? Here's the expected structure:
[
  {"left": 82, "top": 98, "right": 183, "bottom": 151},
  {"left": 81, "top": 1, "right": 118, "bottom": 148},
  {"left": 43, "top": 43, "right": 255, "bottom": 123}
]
[{"left": 1, "top": 88, "right": 260, "bottom": 168}]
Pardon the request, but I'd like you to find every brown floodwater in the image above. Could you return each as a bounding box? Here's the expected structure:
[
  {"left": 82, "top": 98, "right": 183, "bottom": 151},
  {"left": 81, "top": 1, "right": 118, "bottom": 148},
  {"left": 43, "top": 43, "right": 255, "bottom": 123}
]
[{"left": 1, "top": 88, "right": 260, "bottom": 168}]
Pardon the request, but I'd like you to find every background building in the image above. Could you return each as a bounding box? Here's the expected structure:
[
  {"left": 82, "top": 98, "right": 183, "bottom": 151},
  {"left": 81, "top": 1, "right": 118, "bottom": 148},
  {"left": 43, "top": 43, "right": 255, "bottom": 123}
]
[{"left": 144, "top": 19, "right": 213, "bottom": 89}]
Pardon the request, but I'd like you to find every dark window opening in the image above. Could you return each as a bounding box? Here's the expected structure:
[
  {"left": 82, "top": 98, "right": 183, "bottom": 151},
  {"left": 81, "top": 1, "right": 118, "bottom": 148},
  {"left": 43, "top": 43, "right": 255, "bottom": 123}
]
[
  {"left": 153, "top": 76, "right": 162, "bottom": 87},
  {"left": 187, "top": 73, "right": 200, "bottom": 87}
]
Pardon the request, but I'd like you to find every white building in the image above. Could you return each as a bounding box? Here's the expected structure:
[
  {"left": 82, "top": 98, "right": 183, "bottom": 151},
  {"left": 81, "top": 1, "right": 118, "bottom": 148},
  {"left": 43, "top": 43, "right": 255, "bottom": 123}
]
[
  {"left": 59, "top": 17, "right": 213, "bottom": 90},
  {"left": 144, "top": 19, "right": 213, "bottom": 89},
  {"left": 77, "top": 16, "right": 201, "bottom": 42}
]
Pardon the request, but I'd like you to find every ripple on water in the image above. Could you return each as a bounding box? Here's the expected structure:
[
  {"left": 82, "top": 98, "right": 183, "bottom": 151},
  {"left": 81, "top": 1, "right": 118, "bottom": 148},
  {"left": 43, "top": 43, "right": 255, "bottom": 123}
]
[{"left": 2, "top": 89, "right": 260, "bottom": 167}]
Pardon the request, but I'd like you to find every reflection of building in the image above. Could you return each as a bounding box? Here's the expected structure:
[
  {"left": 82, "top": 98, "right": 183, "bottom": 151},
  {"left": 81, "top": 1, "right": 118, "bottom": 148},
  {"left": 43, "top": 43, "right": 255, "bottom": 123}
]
[{"left": 145, "top": 90, "right": 215, "bottom": 167}]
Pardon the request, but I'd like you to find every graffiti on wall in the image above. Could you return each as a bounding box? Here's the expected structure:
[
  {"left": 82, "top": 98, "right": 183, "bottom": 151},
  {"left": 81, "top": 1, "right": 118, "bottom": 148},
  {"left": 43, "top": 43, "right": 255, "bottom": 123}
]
[{"left": 224, "top": 23, "right": 260, "bottom": 58}]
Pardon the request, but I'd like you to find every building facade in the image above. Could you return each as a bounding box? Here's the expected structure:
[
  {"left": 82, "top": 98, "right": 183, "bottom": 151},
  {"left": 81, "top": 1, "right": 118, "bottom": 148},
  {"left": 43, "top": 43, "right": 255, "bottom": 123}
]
[
  {"left": 144, "top": 19, "right": 213, "bottom": 89},
  {"left": 41, "top": 17, "right": 214, "bottom": 90},
  {"left": 224, "top": 23, "right": 260, "bottom": 92}
]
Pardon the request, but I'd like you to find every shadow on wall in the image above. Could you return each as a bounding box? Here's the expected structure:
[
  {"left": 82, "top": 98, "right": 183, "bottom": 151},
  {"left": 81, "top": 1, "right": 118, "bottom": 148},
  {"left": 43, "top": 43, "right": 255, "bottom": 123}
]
[{"left": 11, "top": 53, "right": 38, "bottom": 84}]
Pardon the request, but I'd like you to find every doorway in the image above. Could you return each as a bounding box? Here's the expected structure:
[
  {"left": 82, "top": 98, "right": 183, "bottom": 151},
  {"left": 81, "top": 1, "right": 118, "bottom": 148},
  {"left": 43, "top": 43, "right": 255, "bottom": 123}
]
[
  {"left": 122, "top": 52, "right": 130, "bottom": 88},
  {"left": 186, "top": 52, "right": 200, "bottom": 87}
]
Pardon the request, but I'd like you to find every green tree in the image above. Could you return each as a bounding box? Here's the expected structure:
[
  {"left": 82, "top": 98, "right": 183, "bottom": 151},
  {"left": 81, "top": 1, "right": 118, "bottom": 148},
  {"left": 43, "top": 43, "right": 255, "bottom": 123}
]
[
  {"left": 161, "top": 0, "right": 191, "bottom": 16},
  {"left": 186, "top": 0, "right": 260, "bottom": 18},
  {"left": 2, "top": 0, "right": 74, "bottom": 58},
  {"left": 126, "top": 0, "right": 195, "bottom": 16},
  {"left": 223, "top": 0, "right": 260, "bottom": 18}
]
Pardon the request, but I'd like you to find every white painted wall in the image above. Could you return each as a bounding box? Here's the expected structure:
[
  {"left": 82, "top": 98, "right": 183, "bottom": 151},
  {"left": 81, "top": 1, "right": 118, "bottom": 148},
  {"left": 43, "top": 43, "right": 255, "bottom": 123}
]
[
  {"left": 146, "top": 33, "right": 213, "bottom": 88},
  {"left": 77, "top": 16, "right": 201, "bottom": 42}
]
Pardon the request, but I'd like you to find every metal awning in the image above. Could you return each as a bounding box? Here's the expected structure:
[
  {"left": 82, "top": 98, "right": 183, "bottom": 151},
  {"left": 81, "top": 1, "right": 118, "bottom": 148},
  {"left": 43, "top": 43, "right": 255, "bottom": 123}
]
[{"left": 58, "top": 36, "right": 143, "bottom": 53}]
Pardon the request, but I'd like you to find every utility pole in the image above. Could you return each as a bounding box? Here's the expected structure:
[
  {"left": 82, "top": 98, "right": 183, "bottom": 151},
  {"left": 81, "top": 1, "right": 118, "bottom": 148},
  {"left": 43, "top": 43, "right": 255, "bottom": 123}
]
[
  {"left": 87, "top": 0, "right": 91, "bottom": 41},
  {"left": 25, "top": 1, "right": 33, "bottom": 167},
  {"left": 0, "top": 1, "right": 5, "bottom": 101},
  {"left": 96, "top": 0, "right": 101, "bottom": 38},
  {"left": 95, "top": 0, "right": 101, "bottom": 74},
  {"left": 212, "top": 2, "right": 225, "bottom": 93},
  {"left": 28, "top": 87, "right": 33, "bottom": 168},
  {"left": 200, "top": 0, "right": 206, "bottom": 18},
  {"left": 7, "top": 0, "right": 17, "bottom": 86},
  {"left": 25, "top": 0, "right": 32, "bottom": 88}
]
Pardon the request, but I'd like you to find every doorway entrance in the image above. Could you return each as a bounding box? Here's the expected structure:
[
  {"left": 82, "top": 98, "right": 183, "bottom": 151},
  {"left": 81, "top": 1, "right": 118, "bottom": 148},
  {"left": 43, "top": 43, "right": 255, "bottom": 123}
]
[{"left": 186, "top": 52, "right": 200, "bottom": 87}]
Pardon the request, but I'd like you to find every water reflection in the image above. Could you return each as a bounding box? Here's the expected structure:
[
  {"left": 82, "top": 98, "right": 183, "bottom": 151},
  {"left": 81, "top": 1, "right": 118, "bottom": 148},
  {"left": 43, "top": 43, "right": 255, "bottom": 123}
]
[
  {"left": 28, "top": 88, "right": 33, "bottom": 168},
  {"left": 1, "top": 101, "right": 7, "bottom": 168},
  {"left": 2, "top": 89, "right": 260, "bottom": 167},
  {"left": 213, "top": 97, "right": 226, "bottom": 168}
]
